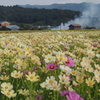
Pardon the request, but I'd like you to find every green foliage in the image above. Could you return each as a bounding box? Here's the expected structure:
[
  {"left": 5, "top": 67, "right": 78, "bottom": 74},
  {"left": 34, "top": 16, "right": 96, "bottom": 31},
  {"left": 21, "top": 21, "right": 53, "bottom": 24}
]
[
  {"left": 85, "top": 26, "right": 96, "bottom": 29},
  {"left": 0, "top": 26, "right": 9, "bottom": 30}
]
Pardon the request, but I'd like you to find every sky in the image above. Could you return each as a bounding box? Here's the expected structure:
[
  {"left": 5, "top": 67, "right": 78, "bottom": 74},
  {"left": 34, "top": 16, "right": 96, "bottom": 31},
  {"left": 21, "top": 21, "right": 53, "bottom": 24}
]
[{"left": 0, "top": 0, "right": 100, "bottom": 6}]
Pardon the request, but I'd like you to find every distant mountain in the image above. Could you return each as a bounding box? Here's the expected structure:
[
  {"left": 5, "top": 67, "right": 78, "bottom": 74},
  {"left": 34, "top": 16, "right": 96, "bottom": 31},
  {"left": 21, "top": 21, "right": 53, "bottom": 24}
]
[{"left": 19, "top": 2, "right": 100, "bottom": 12}]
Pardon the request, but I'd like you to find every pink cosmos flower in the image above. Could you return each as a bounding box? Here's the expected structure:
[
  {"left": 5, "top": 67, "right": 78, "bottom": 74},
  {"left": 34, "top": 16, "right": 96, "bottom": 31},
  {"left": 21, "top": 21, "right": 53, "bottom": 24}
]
[
  {"left": 60, "top": 90, "right": 69, "bottom": 96},
  {"left": 64, "top": 57, "right": 74, "bottom": 67},
  {"left": 46, "top": 63, "right": 58, "bottom": 71},
  {"left": 1, "top": 72, "right": 6, "bottom": 74},
  {"left": 98, "top": 41, "right": 100, "bottom": 43},
  {"left": 24, "top": 70, "right": 30, "bottom": 75},
  {"left": 66, "top": 75, "right": 72, "bottom": 81},
  {"left": 92, "top": 40, "right": 97, "bottom": 42},
  {"left": 66, "top": 91, "right": 84, "bottom": 100},
  {"left": 92, "top": 44, "right": 97, "bottom": 47},
  {"left": 34, "top": 95, "right": 43, "bottom": 100},
  {"left": 5, "top": 43, "right": 8, "bottom": 45}
]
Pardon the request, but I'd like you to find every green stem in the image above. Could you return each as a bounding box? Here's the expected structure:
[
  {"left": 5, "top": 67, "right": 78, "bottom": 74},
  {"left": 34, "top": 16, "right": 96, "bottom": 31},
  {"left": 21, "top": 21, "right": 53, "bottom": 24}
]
[
  {"left": 88, "top": 87, "right": 92, "bottom": 100},
  {"left": 30, "top": 82, "right": 36, "bottom": 100},
  {"left": 30, "top": 82, "right": 33, "bottom": 100},
  {"left": 53, "top": 91, "right": 57, "bottom": 100},
  {"left": 94, "top": 82, "right": 98, "bottom": 100}
]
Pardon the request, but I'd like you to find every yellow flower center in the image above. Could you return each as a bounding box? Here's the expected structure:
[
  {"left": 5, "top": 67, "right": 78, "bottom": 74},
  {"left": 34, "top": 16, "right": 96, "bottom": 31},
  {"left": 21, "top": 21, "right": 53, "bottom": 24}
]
[
  {"left": 5, "top": 86, "right": 8, "bottom": 89},
  {"left": 15, "top": 74, "right": 18, "bottom": 76},
  {"left": 7, "top": 92, "right": 10, "bottom": 95},
  {"left": 30, "top": 76, "right": 34, "bottom": 79},
  {"left": 84, "top": 65, "right": 86, "bottom": 67},
  {"left": 50, "top": 66, "right": 54, "bottom": 69},
  {"left": 3, "top": 77, "right": 7, "bottom": 80},
  {"left": 87, "top": 68, "right": 90, "bottom": 70},
  {"left": 53, "top": 86, "right": 57, "bottom": 89},
  {"left": 72, "top": 71, "right": 75, "bottom": 74},
  {"left": 60, "top": 57, "right": 63, "bottom": 60},
  {"left": 45, "top": 85, "right": 48, "bottom": 87},
  {"left": 63, "top": 70, "right": 67, "bottom": 72},
  {"left": 16, "top": 66, "right": 18, "bottom": 68},
  {"left": 32, "top": 59, "right": 36, "bottom": 62},
  {"left": 48, "top": 58, "right": 51, "bottom": 60},
  {"left": 88, "top": 81, "right": 93, "bottom": 85},
  {"left": 62, "top": 78, "right": 65, "bottom": 81},
  {"left": 77, "top": 78, "right": 81, "bottom": 82},
  {"left": 26, "top": 53, "right": 29, "bottom": 55},
  {"left": 22, "top": 63, "right": 25, "bottom": 66},
  {"left": 22, "top": 91, "right": 25, "bottom": 93},
  {"left": 49, "top": 80, "right": 53, "bottom": 83},
  {"left": 16, "top": 62, "right": 19, "bottom": 64}
]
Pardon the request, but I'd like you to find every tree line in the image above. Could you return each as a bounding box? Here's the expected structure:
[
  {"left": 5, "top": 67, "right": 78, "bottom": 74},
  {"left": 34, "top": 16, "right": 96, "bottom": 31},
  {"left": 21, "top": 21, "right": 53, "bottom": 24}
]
[{"left": 0, "top": 5, "right": 80, "bottom": 26}]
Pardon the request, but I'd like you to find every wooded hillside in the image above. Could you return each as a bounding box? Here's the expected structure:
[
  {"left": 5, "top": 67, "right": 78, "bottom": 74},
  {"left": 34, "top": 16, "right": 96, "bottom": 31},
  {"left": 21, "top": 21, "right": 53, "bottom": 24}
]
[{"left": 0, "top": 5, "right": 80, "bottom": 26}]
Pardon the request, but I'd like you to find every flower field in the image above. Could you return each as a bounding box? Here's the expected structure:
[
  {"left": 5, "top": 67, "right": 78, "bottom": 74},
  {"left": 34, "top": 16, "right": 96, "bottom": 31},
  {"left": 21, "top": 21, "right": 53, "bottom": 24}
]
[{"left": 0, "top": 30, "right": 100, "bottom": 100}]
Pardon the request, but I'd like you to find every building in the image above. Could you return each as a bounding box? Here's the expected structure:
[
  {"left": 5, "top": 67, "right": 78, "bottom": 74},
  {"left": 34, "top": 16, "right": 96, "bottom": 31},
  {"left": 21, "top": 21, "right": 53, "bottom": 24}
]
[
  {"left": 69, "top": 24, "right": 81, "bottom": 30},
  {"left": 0, "top": 21, "right": 10, "bottom": 27},
  {"left": 6, "top": 25, "right": 20, "bottom": 30}
]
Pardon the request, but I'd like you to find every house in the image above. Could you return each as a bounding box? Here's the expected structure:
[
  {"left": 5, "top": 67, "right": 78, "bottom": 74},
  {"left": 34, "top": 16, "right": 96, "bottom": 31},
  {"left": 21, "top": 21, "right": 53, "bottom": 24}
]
[
  {"left": 6, "top": 25, "right": 20, "bottom": 30},
  {"left": 69, "top": 24, "right": 81, "bottom": 30},
  {"left": 0, "top": 21, "right": 10, "bottom": 27}
]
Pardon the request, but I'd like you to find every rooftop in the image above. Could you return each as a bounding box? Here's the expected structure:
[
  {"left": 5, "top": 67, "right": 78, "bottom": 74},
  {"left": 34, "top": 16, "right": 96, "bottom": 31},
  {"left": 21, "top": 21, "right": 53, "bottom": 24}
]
[{"left": 69, "top": 24, "right": 81, "bottom": 27}]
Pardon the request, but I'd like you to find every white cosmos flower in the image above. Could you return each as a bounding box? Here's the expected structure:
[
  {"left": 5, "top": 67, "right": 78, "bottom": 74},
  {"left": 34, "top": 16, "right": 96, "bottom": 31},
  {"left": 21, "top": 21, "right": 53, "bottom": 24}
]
[
  {"left": 25, "top": 72, "right": 39, "bottom": 82},
  {"left": 11, "top": 70, "right": 23, "bottom": 78},
  {"left": 46, "top": 76, "right": 56, "bottom": 84},
  {"left": 94, "top": 64, "right": 100, "bottom": 70},
  {"left": 13, "top": 64, "right": 21, "bottom": 70},
  {"left": 96, "top": 54, "right": 100, "bottom": 58},
  {"left": 84, "top": 66, "right": 94, "bottom": 72},
  {"left": 44, "top": 54, "right": 56, "bottom": 63},
  {"left": 0, "top": 75, "right": 9, "bottom": 80},
  {"left": 59, "top": 74, "right": 70, "bottom": 85},
  {"left": 59, "top": 65, "right": 72, "bottom": 74},
  {"left": 1, "top": 82, "right": 13, "bottom": 91},
  {"left": 1, "top": 89, "right": 17, "bottom": 98},
  {"left": 40, "top": 82, "right": 51, "bottom": 90},
  {"left": 50, "top": 81, "right": 61, "bottom": 91},
  {"left": 18, "top": 89, "right": 29, "bottom": 96},
  {"left": 73, "top": 58, "right": 80, "bottom": 66},
  {"left": 19, "top": 54, "right": 26, "bottom": 58},
  {"left": 87, "top": 49, "right": 95, "bottom": 58},
  {"left": 94, "top": 70, "right": 100, "bottom": 83}
]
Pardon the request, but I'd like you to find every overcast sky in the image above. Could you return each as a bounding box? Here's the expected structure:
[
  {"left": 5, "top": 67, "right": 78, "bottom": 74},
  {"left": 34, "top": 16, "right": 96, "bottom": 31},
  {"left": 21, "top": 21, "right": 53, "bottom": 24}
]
[{"left": 0, "top": 0, "right": 100, "bottom": 6}]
